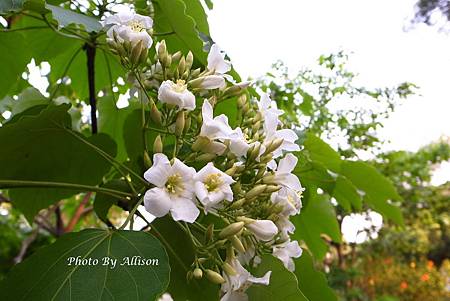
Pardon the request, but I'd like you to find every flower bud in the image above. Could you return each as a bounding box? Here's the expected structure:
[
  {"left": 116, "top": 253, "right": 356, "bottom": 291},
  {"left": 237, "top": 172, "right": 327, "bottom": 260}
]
[
  {"left": 222, "top": 262, "right": 237, "bottom": 276},
  {"left": 245, "top": 184, "right": 267, "bottom": 199},
  {"left": 143, "top": 151, "right": 152, "bottom": 168},
  {"left": 186, "top": 51, "right": 194, "bottom": 69},
  {"left": 230, "top": 198, "right": 245, "bottom": 209},
  {"left": 236, "top": 216, "right": 255, "bottom": 224},
  {"left": 237, "top": 94, "right": 247, "bottom": 109},
  {"left": 184, "top": 116, "right": 191, "bottom": 133},
  {"left": 246, "top": 220, "right": 278, "bottom": 241},
  {"left": 139, "top": 46, "right": 148, "bottom": 65},
  {"left": 178, "top": 56, "right": 186, "bottom": 75},
  {"left": 190, "top": 68, "right": 201, "bottom": 78},
  {"left": 230, "top": 235, "right": 246, "bottom": 253},
  {"left": 231, "top": 182, "right": 241, "bottom": 194},
  {"left": 130, "top": 40, "right": 144, "bottom": 66},
  {"left": 218, "top": 222, "right": 245, "bottom": 239},
  {"left": 225, "top": 165, "right": 237, "bottom": 176},
  {"left": 157, "top": 40, "right": 167, "bottom": 64},
  {"left": 193, "top": 268, "right": 203, "bottom": 279},
  {"left": 205, "top": 269, "right": 225, "bottom": 284},
  {"left": 265, "top": 138, "right": 284, "bottom": 154},
  {"left": 195, "top": 153, "right": 216, "bottom": 162},
  {"left": 175, "top": 111, "right": 185, "bottom": 136},
  {"left": 192, "top": 136, "right": 210, "bottom": 151},
  {"left": 150, "top": 103, "right": 162, "bottom": 126},
  {"left": 172, "top": 51, "right": 182, "bottom": 62},
  {"left": 265, "top": 185, "right": 281, "bottom": 193},
  {"left": 250, "top": 143, "right": 261, "bottom": 160},
  {"left": 205, "top": 224, "right": 214, "bottom": 242},
  {"left": 153, "top": 135, "right": 163, "bottom": 153}
]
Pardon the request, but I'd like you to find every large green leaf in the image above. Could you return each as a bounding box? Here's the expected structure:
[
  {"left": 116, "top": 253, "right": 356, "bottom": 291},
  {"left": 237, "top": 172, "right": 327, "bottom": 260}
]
[
  {"left": 0, "top": 0, "right": 24, "bottom": 13},
  {"left": 331, "top": 175, "right": 362, "bottom": 212},
  {"left": 294, "top": 251, "right": 337, "bottom": 301},
  {"left": 151, "top": 217, "right": 219, "bottom": 300},
  {"left": 0, "top": 104, "right": 116, "bottom": 221},
  {"left": 292, "top": 194, "right": 341, "bottom": 260},
  {"left": 247, "top": 255, "right": 307, "bottom": 301},
  {"left": 341, "top": 161, "right": 403, "bottom": 225},
  {"left": 153, "top": 0, "right": 207, "bottom": 65},
  {"left": 303, "top": 133, "right": 341, "bottom": 173},
  {"left": 0, "top": 32, "right": 30, "bottom": 98},
  {"left": 45, "top": 4, "right": 102, "bottom": 32},
  {"left": 13, "top": 16, "right": 77, "bottom": 64},
  {"left": 180, "top": 0, "right": 210, "bottom": 35},
  {"left": 98, "top": 96, "right": 140, "bottom": 162},
  {"left": 0, "top": 229, "right": 170, "bottom": 300}
]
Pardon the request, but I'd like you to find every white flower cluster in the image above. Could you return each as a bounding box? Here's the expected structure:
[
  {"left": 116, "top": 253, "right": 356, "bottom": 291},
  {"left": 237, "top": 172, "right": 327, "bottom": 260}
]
[
  {"left": 105, "top": 8, "right": 304, "bottom": 300},
  {"left": 105, "top": 6, "right": 153, "bottom": 48}
]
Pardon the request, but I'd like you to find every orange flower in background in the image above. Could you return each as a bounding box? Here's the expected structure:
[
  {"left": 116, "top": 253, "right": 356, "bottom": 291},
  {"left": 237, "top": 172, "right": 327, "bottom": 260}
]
[
  {"left": 400, "top": 281, "right": 408, "bottom": 290},
  {"left": 421, "top": 273, "right": 430, "bottom": 282},
  {"left": 427, "top": 260, "right": 434, "bottom": 270},
  {"left": 410, "top": 262, "right": 416, "bottom": 269}
]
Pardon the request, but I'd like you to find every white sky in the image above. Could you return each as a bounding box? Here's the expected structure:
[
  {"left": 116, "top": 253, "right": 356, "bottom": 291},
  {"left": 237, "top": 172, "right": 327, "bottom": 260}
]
[{"left": 208, "top": 0, "right": 450, "bottom": 185}]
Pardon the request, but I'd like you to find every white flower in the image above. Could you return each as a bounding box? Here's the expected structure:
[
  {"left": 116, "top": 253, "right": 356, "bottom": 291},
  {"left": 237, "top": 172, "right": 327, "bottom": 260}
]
[
  {"left": 271, "top": 187, "right": 302, "bottom": 216},
  {"left": 194, "top": 163, "right": 234, "bottom": 212},
  {"left": 221, "top": 258, "right": 271, "bottom": 301},
  {"left": 157, "top": 293, "right": 173, "bottom": 301},
  {"left": 257, "top": 94, "right": 300, "bottom": 158},
  {"left": 246, "top": 220, "right": 278, "bottom": 241},
  {"left": 228, "top": 128, "right": 251, "bottom": 157},
  {"left": 158, "top": 80, "right": 196, "bottom": 111},
  {"left": 273, "top": 154, "right": 302, "bottom": 191},
  {"left": 198, "top": 75, "right": 226, "bottom": 89},
  {"left": 143, "top": 153, "right": 199, "bottom": 223},
  {"left": 272, "top": 240, "right": 302, "bottom": 272},
  {"left": 105, "top": 7, "right": 153, "bottom": 48},
  {"left": 208, "top": 44, "right": 231, "bottom": 74},
  {"left": 258, "top": 93, "right": 284, "bottom": 129},
  {"left": 275, "top": 215, "right": 296, "bottom": 237}
]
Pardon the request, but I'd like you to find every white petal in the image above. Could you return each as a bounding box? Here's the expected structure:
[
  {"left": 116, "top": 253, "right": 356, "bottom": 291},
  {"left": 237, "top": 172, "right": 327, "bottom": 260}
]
[
  {"left": 144, "top": 188, "right": 171, "bottom": 217},
  {"left": 170, "top": 197, "right": 199, "bottom": 223},
  {"left": 248, "top": 271, "right": 271, "bottom": 286},
  {"left": 246, "top": 220, "right": 278, "bottom": 241},
  {"left": 200, "top": 75, "right": 226, "bottom": 89},
  {"left": 144, "top": 153, "right": 171, "bottom": 187},
  {"left": 284, "top": 174, "right": 302, "bottom": 191},
  {"left": 207, "top": 44, "right": 231, "bottom": 74},
  {"left": 278, "top": 153, "right": 298, "bottom": 173}
]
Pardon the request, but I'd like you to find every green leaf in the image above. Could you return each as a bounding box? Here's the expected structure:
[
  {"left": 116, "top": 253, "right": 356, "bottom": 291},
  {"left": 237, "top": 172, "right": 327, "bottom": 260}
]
[
  {"left": 10, "top": 87, "right": 48, "bottom": 115},
  {"left": 292, "top": 194, "right": 341, "bottom": 260},
  {"left": 0, "top": 32, "right": 30, "bottom": 98},
  {"left": 341, "top": 161, "right": 403, "bottom": 225},
  {"left": 13, "top": 16, "right": 77, "bottom": 64},
  {"left": 0, "top": 0, "right": 24, "bottom": 13},
  {"left": 94, "top": 179, "right": 130, "bottom": 223},
  {"left": 0, "top": 104, "right": 117, "bottom": 221},
  {"left": 0, "top": 229, "right": 170, "bottom": 300},
  {"left": 294, "top": 251, "right": 337, "bottom": 301},
  {"left": 247, "top": 255, "right": 307, "bottom": 301},
  {"left": 180, "top": 0, "right": 210, "bottom": 35},
  {"left": 98, "top": 96, "right": 140, "bottom": 162},
  {"left": 304, "top": 133, "right": 341, "bottom": 173},
  {"left": 153, "top": 0, "right": 207, "bottom": 65},
  {"left": 151, "top": 217, "right": 219, "bottom": 300},
  {"left": 45, "top": 4, "right": 102, "bottom": 32},
  {"left": 331, "top": 176, "right": 362, "bottom": 212}
]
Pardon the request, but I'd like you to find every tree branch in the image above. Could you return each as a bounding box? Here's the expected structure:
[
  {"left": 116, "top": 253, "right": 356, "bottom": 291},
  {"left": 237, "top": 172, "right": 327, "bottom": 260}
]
[
  {"left": 86, "top": 42, "right": 98, "bottom": 134},
  {"left": 64, "top": 192, "right": 92, "bottom": 232}
]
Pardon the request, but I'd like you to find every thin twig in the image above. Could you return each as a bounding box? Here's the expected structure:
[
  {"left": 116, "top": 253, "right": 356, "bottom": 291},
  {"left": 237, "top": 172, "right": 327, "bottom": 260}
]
[{"left": 64, "top": 192, "right": 92, "bottom": 232}]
